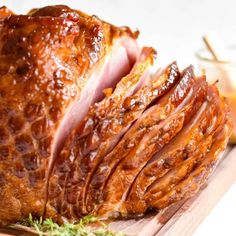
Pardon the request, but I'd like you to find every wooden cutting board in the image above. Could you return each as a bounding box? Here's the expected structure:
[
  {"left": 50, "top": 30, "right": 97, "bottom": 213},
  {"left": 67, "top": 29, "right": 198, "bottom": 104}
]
[{"left": 1, "top": 146, "right": 236, "bottom": 236}]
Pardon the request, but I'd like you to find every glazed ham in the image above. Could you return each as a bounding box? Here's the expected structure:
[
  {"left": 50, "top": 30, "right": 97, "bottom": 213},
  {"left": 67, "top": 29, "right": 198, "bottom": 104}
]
[
  {"left": 0, "top": 5, "right": 138, "bottom": 225},
  {"left": 0, "top": 5, "right": 232, "bottom": 226}
]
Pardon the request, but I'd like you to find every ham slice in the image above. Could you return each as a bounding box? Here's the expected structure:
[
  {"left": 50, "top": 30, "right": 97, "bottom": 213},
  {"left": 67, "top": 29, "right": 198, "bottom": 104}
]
[
  {"left": 96, "top": 75, "right": 207, "bottom": 218},
  {"left": 87, "top": 66, "right": 197, "bottom": 217},
  {"left": 149, "top": 114, "right": 232, "bottom": 210},
  {"left": 85, "top": 61, "right": 181, "bottom": 213},
  {"left": 124, "top": 86, "right": 224, "bottom": 214}
]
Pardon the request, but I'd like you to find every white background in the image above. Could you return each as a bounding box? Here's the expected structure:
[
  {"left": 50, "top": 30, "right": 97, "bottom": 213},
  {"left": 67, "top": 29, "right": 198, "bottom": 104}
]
[{"left": 2, "top": 0, "right": 236, "bottom": 235}]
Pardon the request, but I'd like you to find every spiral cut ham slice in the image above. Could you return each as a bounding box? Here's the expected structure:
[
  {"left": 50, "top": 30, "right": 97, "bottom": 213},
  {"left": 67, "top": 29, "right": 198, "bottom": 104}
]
[
  {"left": 85, "top": 66, "right": 196, "bottom": 215},
  {"left": 47, "top": 49, "right": 181, "bottom": 219},
  {"left": 144, "top": 88, "right": 228, "bottom": 210},
  {"left": 84, "top": 61, "right": 181, "bottom": 212},
  {"left": 124, "top": 86, "right": 225, "bottom": 215},
  {"left": 95, "top": 75, "right": 207, "bottom": 218},
  {"left": 148, "top": 113, "right": 232, "bottom": 210}
]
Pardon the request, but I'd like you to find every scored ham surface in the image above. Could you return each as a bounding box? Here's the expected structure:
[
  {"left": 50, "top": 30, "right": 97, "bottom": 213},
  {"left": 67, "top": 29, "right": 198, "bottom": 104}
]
[
  {"left": 0, "top": 5, "right": 138, "bottom": 225},
  {"left": 0, "top": 5, "right": 232, "bottom": 226}
]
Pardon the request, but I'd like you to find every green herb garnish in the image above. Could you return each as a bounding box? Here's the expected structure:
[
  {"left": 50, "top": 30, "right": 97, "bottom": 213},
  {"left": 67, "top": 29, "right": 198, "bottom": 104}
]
[{"left": 10, "top": 214, "right": 125, "bottom": 236}]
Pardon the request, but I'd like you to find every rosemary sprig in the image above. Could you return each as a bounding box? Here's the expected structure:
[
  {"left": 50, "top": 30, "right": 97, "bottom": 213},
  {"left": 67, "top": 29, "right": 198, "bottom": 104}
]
[{"left": 10, "top": 214, "right": 125, "bottom": 236}]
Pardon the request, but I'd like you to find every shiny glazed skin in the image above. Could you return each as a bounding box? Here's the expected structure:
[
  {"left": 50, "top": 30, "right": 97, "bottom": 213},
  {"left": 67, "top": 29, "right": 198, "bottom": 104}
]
[{"left": 0, "top": 5, "right": 137, "bottom": 225}]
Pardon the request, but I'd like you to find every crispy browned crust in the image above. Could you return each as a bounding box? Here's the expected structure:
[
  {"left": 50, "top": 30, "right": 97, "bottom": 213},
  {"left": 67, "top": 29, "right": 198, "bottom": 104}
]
[
  {"left": 28, "top": 5, "right": 139, "bottom": 42},
  {"left": 0, "top": 13, "right": 81, "bottom": 225}
]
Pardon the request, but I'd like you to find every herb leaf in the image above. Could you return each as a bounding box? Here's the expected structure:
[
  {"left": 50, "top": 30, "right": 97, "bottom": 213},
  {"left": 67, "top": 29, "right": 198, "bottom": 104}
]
[{"left": 10, "top": 214, "right": 125, "bottom": 236}]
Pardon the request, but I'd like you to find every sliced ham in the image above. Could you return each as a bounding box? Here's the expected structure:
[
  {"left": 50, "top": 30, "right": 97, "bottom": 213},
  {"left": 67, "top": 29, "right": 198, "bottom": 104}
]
[
  {"left": 124, "top": 85, "right": 224, "bottom": 214},
  {"left": 87, "top": 66, "right": 197, "bottom": 217},
  {"left": 96, "top": 75, "right": 207, "bottom": 218},
  {"left": 149, "top": 113, "right": 232, "bottom": 210},
  {"left": 47, "top": 47, "right": 157, "bottom": 219},
  {"left": 0, "top": 5, "right": 232, "bottom": 226}
]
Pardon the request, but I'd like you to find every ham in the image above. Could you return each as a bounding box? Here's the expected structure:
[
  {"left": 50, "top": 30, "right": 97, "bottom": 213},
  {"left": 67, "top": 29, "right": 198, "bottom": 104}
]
[{"left": 0, "top": 5, "right": 232, "bottom": 226}]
